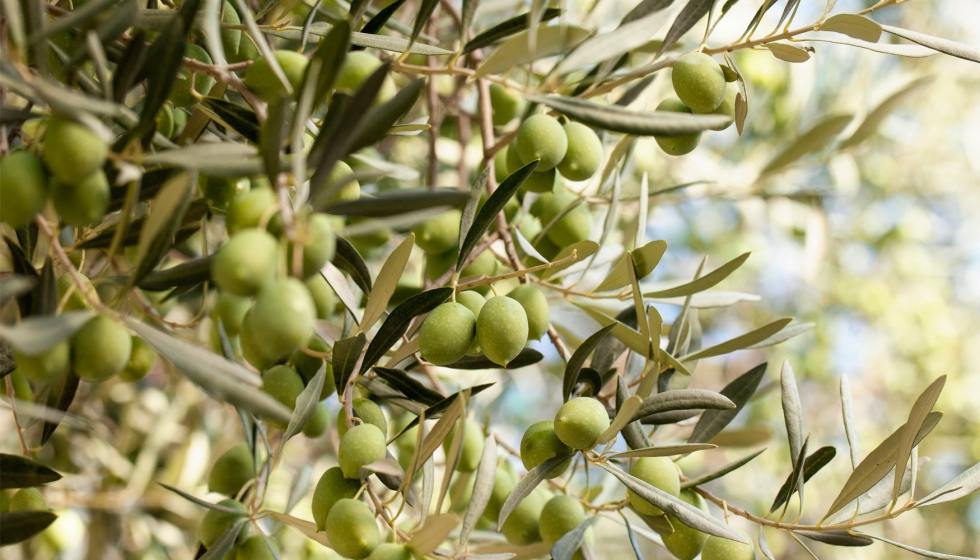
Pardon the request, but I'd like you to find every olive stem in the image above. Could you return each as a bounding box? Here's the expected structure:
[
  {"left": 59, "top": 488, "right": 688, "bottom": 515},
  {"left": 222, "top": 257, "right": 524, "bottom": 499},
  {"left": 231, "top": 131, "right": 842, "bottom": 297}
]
[
  {"left": 35, "top": 215, "right": 112, "bottom": 314},
  {"left": 4, "top": 375, "right": 32, "bottom": 456},
  {"left": 453, "top": 250, "right": 580, "bottom": 292}
]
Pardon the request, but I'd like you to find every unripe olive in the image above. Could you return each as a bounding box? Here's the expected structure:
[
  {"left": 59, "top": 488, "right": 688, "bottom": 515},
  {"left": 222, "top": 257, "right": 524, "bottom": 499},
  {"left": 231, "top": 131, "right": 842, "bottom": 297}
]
[
  {"left": 336, "top": 51, "right": 396, "bottom": 106},
  {"left": 209, "top": 443, "right": 255, "bottom": 497},
  {"left": 554, "top": 397, "right": 609, "bottom": 450},
  {"left": 425, "top": 250, "right": 455, "bottom": 283},
  {"left": 626, "top": 457, "right": 680, "bottom": 516},
  {"left": 244, "top": 50, "right": 308, "bottom": 102},
  {"left": 0, "top": 151, "right": 48, "bottom": 228},
  {"left": 294, "top": 213, "right": 336, "bottom": 278},
  {"left": 72, "top": 315, "right": 133, "bottom": 381},
  {"left": 501, "top": 487, "right": 546, "bottom": 545},
  {"left": 671, "top": 52, "right": 727, "bottom": 113},
  {"left": 323, "top": 161, "right": 361, "bottom": 204},
  {"left": 170, "top": 44, "right": 216, "bottom": 107},
  {"left": 212, "top": 229, "right": 279, "bottom": 297},
  {"left": 262, "top": 364, "right": 305, "bottom": 418},
  {"left": 455, "top": 291, "right": 486, "bottom": 354},
  {"left": 366, "top": 543, "right": 413, "bottom": 560},
  {"left": 325, "top": 498, "right": 380, "bottom": 559},
  {"left": 443, "top": 420, "right": 484, "bottom": 473},
  {"left": 531, "top": 192, "right": 592, "bottom": 247},
  {"left": 483, "top": 468, "right": 517, "bottom": 523},
  {"left": 419, "top": 302, "right": 476, "bottom": 366},
  {"left": 489, "top": 83, "right": 526, "bottom": 126},
  {"left": 51, "top": 170, "right": 110, "bottom": 228},
  {"left": 15, "top": 340, "right": 69, "bottom": 385},
  {"left": 521, "top": 168, "right": 560, "bottom": 194},
  {"left": 338, "top": 398, "right": 388, "bottom": 438},
  {"left": 662, "top": 489, "right": 710, "bottom": 560},
  {"left": 201, "top": 175, "right": 250, "bottom": 211},
  {"left": 171, "top": 106, "right": 188, "bottom": 139},
  {"left": 0, "top": 369, "right": 34, "bottom": 402},
  {"left": 312, "top": 466, "right": 362, "bottom": 531},
  {"left": 119, "top": 336, "right": 155, "bottom": 382},
  {"left": 653, "top": 98, "right": 701, "bottom": 156},
  {"left": 236, "top": 535, "right": 279, "bottom": 560},
  {"left": 506, "top": 141, "right": 525, "bottom": 176},
  {"left": 462, "top": 249, "right": 499, "bottom": 280},
  {"left": 534, "top": 235, "right": 561, "bottom": 262},
  {"left": 338, "top": 423, "right": 387, "bottom": 479},
  {"left": 413, "top": 210, "right": 461, "bottom": 255},
  {"left": 292, "top": 338, "right": 336, "bottom": 400},
  {"left": 449, "top": 473, "right": 475, "bottom": 513},
  {"left": 9, "top": 488, "right": 47, "bottom": 512},
  {"left": 219, "top": 2, "right": 242, "bottom": 61},
  {"left": 539, "top": 494, "right": 586, "bottom": 545},
  {"left": 226, "top": 186, "right": 277, "bottom": 235},
  {"left": 156, "top": 103, "right": 176, "bottom": 138},
  {"left": 701, "top": 528, "right": 755, "bottom": 560},
  {"left": 214, "top": 292, "right": 252, "bottom": 337},
  {"left": 520, "top": 420, "right": 571, "bottom": 478},
  {"left": 57, "top": 273, "right": 98, "bottom": 312},
  {"left": 247, "top": 278, "right": 315, "bottom": 364},
  {"left": 557, "top": 122, "right": 603, "bottom": 181},
  {"left": 494, "top": 146, "right": 511, "bottom": 183},
  {"left": 506, "top": 284, "right": 549, "bottom": 342},
  {"left": 515, "top": 115, "right": 568, "bottom": 171},
  {"left": 241, "top": 311, "right": 278, "bottom": 371},
  {"left": 236, "top": 32, "right": 259, "bottom": 63},
  {"left": 476, "top": 297, "right": 528, "bottom": 367},
  {"left": 43, "top": 115, "right": 107, "bottom": 183},
  {"left": 304, "top": 273, "right": 336, "bottom": 320},
  {"left": 303, "top": 402, "right": 330, "bottom": 438},
  {"left": 200, "top": 498, "right": 248, "bottom": 548},
  {"left": 705, "top": 82, "right": 737, "bottom": 131}
]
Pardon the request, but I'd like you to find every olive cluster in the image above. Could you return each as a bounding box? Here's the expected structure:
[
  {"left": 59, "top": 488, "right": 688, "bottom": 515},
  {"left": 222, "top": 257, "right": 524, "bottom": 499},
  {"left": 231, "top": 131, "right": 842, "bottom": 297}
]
[{"left": 654, "top": 52, "right": 738, "bottom": 156}]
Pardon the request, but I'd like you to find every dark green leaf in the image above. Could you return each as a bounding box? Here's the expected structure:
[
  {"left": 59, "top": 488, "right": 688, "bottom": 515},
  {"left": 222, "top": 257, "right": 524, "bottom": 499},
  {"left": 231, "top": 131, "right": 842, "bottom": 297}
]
[
  {"left": 0, "top": 454, "right": 62, "bottom": 489},
  {"left": 881, "top": 25, "right": 980, "bottom": 64},
  {"left": 159, "top": 483, "right": 249, "bottom": 514},
  {"left": 129, "top": 171, "right": 197, "bottom": 289},
  {"left": 69, "top": 0, "right": 139, "bottom": 66},
  {"left": 428, "top": 348, "right": 544, "bottom": 370},
  {"left": 359, "top": 0, "right": 406, "bottom": 39},
  {"left": 201, "top": 98, "right": 261, "bottom": 144},
  {"left": 333, "top": 333, "right": 368, "bottom": 394},
  {"left": 332, "top": 238, "right": 373, "bottom": 294},
  {"left": 551, "top": 517, "right": 597, "bottom": 560},
  {"left": 30, "top": 258, "right": 56, "bottom": 317},
  {"left": 392, "top": 383, "right": 495, "bottom": 439},
  {"left": 462, "top": 9, "right": 562, "bottom": 54},
  {"left": 307, "top": 20, "right": 350, "bottom": 110},
  {"left": 622, "top": 0, "right": 674, "bottom": 24},
  {"left": 373, "top": 367, "right": 445, "bottom": 406},
  {"left": 460, "top": 0, "right": 481, "bottom": 46},
  {"left": 770, "top": 446, "right": 836, "bottom": 513},
  {"left": 0, "top": 107, "right": 45, "bottom": 125},
  {"left": 0, "top": 511, "right": 58, "bottom": 545},
  {"left": 459, "top": 160, "right": 537, "bottom": 269},
  {"left": 656, "top": 0, "right": 713, "bottom": 58},
  {"left": 112, "top": 30, "right": 148, "bottom": 103},
  {"left": 632, "top": 389, "right": 735, "bottom": 424},
  {"left": 459, "top": 168, "right": 490, "bottom": 250},
  {"left": 776, "top": 435, "right": 810, "bottom": 516},
  {"left": 528, "top": 95, "right": 728, "bottom": 137},
  {"left": 794, "top": 530, "right": 872, "bottom": 547},
  {"left": 324, "top": 188, "right": 470, "bottom": 218},
  {"left": 80, "top": 199, "right": 207, "bottom": 250},
  {"left": 681, "top": 448, "right": 767, "bottom": 489},
  {"left": 688, "top": 362, "right": 767, "bottom": 444},
  {"left": 39, "top": 372, "right": 80, "bottom": 446},
  {"left": 136, "top": 256, "right": 212, "bottom": 292},
  {"left": 261, "top": 96, "right": 289, "bottom": 180},
  {"left": 360, "top": 288, "right": 453, "bottom": 374},
  {"left": 497, "top": 455, "right": 572, "bottom": 531},
  {"left": 563, "top": 324, "right": 616, "bottom": 402},
  {"left": 28, "top": 0, "right": 119, "bottom": 44}
]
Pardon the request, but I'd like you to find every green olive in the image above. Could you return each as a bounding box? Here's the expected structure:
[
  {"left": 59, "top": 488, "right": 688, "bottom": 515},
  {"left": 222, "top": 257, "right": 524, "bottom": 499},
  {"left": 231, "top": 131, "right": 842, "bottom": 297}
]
[
  {"left": 244, "top": 50, "right": 309, "bottom": 102},
  {"left": 212, "top": 228, "right": 279, "bottom": 297},
  {"left": 236, "top": 32, "right": 259, "bottom": 63},
  {"left": 214, "top": 292, "right": 252, "bottom": 337},
  {"left": 455, "top": 290, "right": 486, "bottom": 354},
  {"left": 476, "top": 296, "right": 528, "bottom": 367},
  {"left": 119, "top": 336, "right": 155, "bottom": 382},
  {"left": 0, "top": 151, "right": 48, "bottom": 228},
  {"left": 489, "top": 83, "right": 526, "bottom": 126},
  {"left": 311, "top": 466, "right": 362, "bottom": 531},
  {"left": 241, "top": 311, "right": 277, "bottom": 371},
  {"left": 365, "top": 543, "right": 413, "bottom": 560},
  {"left": 72, "top": 315, "right": 133, "bottom": 381},
  {"left": 208, "top": 443, "right": 255, "bottom": 497},
  {"left": 292, "top": 338, "right": 336, "bottom": 400},
  {"left": 701, "top": 528, "right": 755, "bottom": 560},
  {"left": 482, "top": 467, "right": 516, "bottom": 523},
  {"left": 338, "top": 423, "right": 387, "bottom": 479},
  {"left": 449, "top": 473, "right": 475, "bottom": 513},
  {"left": 506, "top": 284, "right": 549, "bottom": 342},
  {"left": 336, "top": 51, "right": 396, "bottom": 106},
  {"left": 43, "top": 114, "right": 107, "bottom": 183},
  {"left": 15, "top": 340, "right": 69, "bottom": 385},
  {"left": 501, "top": 487, "right": 546, "bottom": 545},
  {"left": 155, "top": 103, "right": 176, "bottom": 138},
  {"left": 0, "top": 369, "right": 34, "bottom": 402},
  {"left": 170, "top": 44, "right": 216, "bottom": 107},
  {"left": 521, "top": 168, "right": 561, "bottom": 194},
  {"left": 171, "top": 106, "right": 188, "bottom": 139},
  {"left": 413, "top": 210, "right": 461, "bottom": 255},
  {"left": 305, "top": 272, "right": 337, "bottom": 320},
  {"left": 531, "top": 192, "right": 592, "bottom": 247},
  {"left": 494, "top": 146, "right": 511, "bottom": 183},
  {"left": 57, "top": 273, "right": 99, "bottom": 312},
  {"left": 293, "top": 213, "right": 336, "bottom": 278},
  {"left": 219, "top": 2, "right": 242, "bottom": 62},
  {"left": 262, "top": 364, "right": 305, "bottom": 424},
  {"left": 443, "top": 420, "right": 484, "bottom": 473},
  {"left": 662, "top": 489, "right": 710, "bottom": 560},
  {"left": 462, "top": 249, "right": 499, "bottom": 281},
  {"left": 704, "top": 82, "right": 737, "bottom": 131},
  {"left": 506, "top": 141, "right": 525, "bottom": 175},
  {"left": 626, "top": 457, "right": 680, "bottom": 516},
  {"left": 419, "top": 301, "right": 477, "bottom": 366},
  {"left": 557, "top": 122, "right": 603, "bottom": 181},
  {"left": 201, "top": 175, "right": 250, "bottom": 211},
  {"left": 539, "top": 494, "right": 587, "bottom": 546},
  {"left": 236, "top": 535, "right": 279, "bottom": 560},
  {"left": 303, "top": 402, "right": 331, "bottom": 438},
  {"left": 325, "top": 498, "right": 380, "bottom": 559},
  {"left": 337, "top": 398, "right": 388, "bottom": 438},
  {"left": 245, "top": 278, "right": 316, "bottom": 364},
  {"left": 199, "top": 498, "right": 248, "bottom": 548},
  {"left": 520, "top": 420, "right": 572, "bottom": 478},
  {"left": 226, "top": 186, "right": 277, "bottom": 235},
  {"left": 653, "top": 98, "right": 702, "bottom": 156},
  {"left": 9, "top": 488, "right": 47, "bottom": 512},
  {"left": 51, "top": 170, "right": 110, "bottom": 228},
  {"left": 554, "top": 397, "right": 609, "bottom": 450},
  {"left": 515, "top": 115, "right": 568, "bottom": 171},
  {"left": 671, "top": 52, "right": 727, "bottom": 113},
  {"left": 323, "top": 161, "right": 361, "bottom": 204}
]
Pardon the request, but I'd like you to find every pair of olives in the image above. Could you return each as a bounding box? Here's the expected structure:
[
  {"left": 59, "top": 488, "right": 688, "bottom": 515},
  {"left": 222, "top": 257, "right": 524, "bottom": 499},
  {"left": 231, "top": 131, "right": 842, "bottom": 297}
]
[
  {"left": 418, "top": 284, "right": 550, "bottom": 367},
  {"left": 654, "top": 52, "right": 738, "bottom": 156},
  {"left": 244, "top": 50, "right": 395, "bottom": 107},
  {"left": 505, "top": 114, "right": 603, "bottom": 196},
  {"left": 198, "top": 499, "right": 283, "bottom": 560}
]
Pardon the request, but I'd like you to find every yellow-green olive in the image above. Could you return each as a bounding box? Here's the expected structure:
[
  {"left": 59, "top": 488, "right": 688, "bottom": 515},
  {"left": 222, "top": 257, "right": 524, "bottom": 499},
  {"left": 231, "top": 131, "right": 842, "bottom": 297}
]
[
  {"left": 515, "top": 115, "right": 568, "bottom": 172},
  {"left": 208, "top": 443, "right": 255, "bottom": 497},
  {"left": 72, "top": 315, "right": 132, "bottom": 381},
  {"left": 553, "top": 397, "right": 609, "bottom": 450},
  {"left": 419, "top": 302, "right": 476, "bottom": 366},
  {"left": 0, "top": 151, "right": 48, "bottom": 228},
  {"left": 671, "top": 52, "right": 727, "bottom": 113},
  {"left": 43, "top": 114, "right": 107, "bottom": 183},
  {"left": 476, "top": 296, "right": 528, "bottom": 367},
  {"left": 654, "top": 98, "right": 702, "bottom": 156},
  {"left": 311, "top": 466, "right": 361, "bottom": 531},
  {"left": 520, "top": 420, "right": 572, "bottom": 478},
  {"left": 212, "top": 228, "right": 279, "bottom": 297},
  {"left": 626, "top": 457, "right": 680, "bottom": 516},
  {"left": 324, "top": 498, "right": 380, "bottom": 559}
]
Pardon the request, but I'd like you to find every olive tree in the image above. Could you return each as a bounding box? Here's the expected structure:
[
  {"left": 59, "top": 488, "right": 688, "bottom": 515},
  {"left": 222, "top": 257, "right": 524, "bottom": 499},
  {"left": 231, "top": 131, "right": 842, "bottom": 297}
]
[{"left": 0, "top": 0, "right": 978, "bottom": 558}]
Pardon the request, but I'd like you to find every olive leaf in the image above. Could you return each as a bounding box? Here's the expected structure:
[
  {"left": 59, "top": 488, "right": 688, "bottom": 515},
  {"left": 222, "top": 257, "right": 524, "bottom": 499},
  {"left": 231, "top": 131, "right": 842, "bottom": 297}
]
[
  {"left": 361, "top": 234, "right": 415, "bottom": 332},
  {"left": 856, "top": 533, "right": 977, "bottom": 560},
  {"left": 324, "top": 189, "right": 470, "bottom": 218},
  {"left": 631, "top": 389, "right": 735, "bottom": 424},
  {"left": 266, "top": 511, "right": 331, "bottom": 546},
  {"left": 746, "top": 321, "right": 813, "bottom": 349},
  {"left": 39, "top": 372, "right": 81, "bottom": 446},
  {"left": 624, "top": 518, "right": 648, "bottom": 560},
  {"left": 496, "top": 454, "right": 572, "bottom": 531},
  {"left": 829, "top": 455, "right": 923, "bottom": 523},
  {"left": 551, "top": 517, "right": 597, "bottom": 560},
  {"left": 346, "top": 77, "right": 425, "bottom": 158},
  {"left": 359, "top": 0, "right": 406, "bottom": 38},
  {"left": 563, "top": 324, "right": 616, "bottom": 402},
  {"left": 767, "top": 43, "right": 811, "bottom": 63},
  {"left": 819, "top": 13, "right": 882, "bottom": 42},
  {"left": 617, "top": 375, "right": 650, "bottom": 450},
  {"left": 609, "top": 444, "right": 716, "bottom": 459},
  {"left": 775, "top": 435, "right": 811, "bottom": 517},
  {"left": 595, "top": 240, "right": 667, "bottom": 292},
  {"left": 158, "top": 483, "right": 250, "bottom": 514},
  {"left": 528, "top": 95, "right": 729, "bottom": 137},
  {"left": 573, "top": 303, "right": 648, "bottom": 355},
  {"left": 892, "top": 375, "right": 946, "bottom": 501},
  {"left": 760, "top": 114, "right": 854, "bottom": 175},
  {"left": 688, "top": 362, "right": 767, "bottom": 444},
  {"left": 463, "top": 9, "right": 562, "bottom": 54},
  {"left": 804, "top": 36, "right": 937, "bottom": 58},
  {"left": 759, "top": 526, "right": 776, "bottom": 560},
  {"left": 780, "top": 360, "right": 805, "bottom": 470},
  {"left": 415, "top": 394, "right": 464, "bottom": 469},
  {"left": 643, "top": 252, "right": 749, "bottom": 298},
  {"left": 656, "top": 0, "right": 713, "bottom": 57},
  {"left": 677, "top": 318, "right": 791, "bottom": 362},
  {"left": 0, "top": 310, "right": 94, "bottom": 356},
  {"left": 477, "top": 25, "right": 592, "bottom": 77},
  {"left": 332, "top": 333, "right": 367, "bottom": 394},
  {"left": 360, "top": 287, "right": 453, "bottom": 374},
  {"left": 276, "top": 364, "right": 327, "bottom": 456},
  {"left": 129, "top": 171, "right": 197, "bottom": 288},
  {"left": 0, "top": 454, "right": 62, "bottom": 489},
  {"left": 201, "top": 98, "right": 261, "bottom": 144},
  {"left": 839, "top": 374, "right": 861, "bottom": 469},
  {"left": 199, "top": 519, "right": 246, "bottom": 560},
  {"left": 332, "top": 238, "right": 373, "bottom": 294},
  {"left": 31, "top": 258, "right": 57, "bottom": 317},
  {"left": 459, "top": 435, "right": 498, "bottom": 545},
  {"left": 555, "top": 7, "right": 674, "bottom": 74},
  {"left": 795, "top": 530, "right": 872, "bottom": 547},
  {"left": 306, "top": 20, "right": 350, "bottom": 111},
  {"left": 0, "top": 511, "right": 58, "bottom": 545},
  {"left": 431, "top": 348, "right": 544, "bottom": 371},
  {"left": 680, "top": 448, "right": 767, "bottom": 489},
  {"left": 459, "top": 160, "right": 538, "bottom": 269},
  {"left": 373, "top": 367, "right": 444, "bottom": 406},
  {"left": 407, "top": 513, "right": 460, "bottom": 557},
  {"left": 881, "top": 24, "right": 980, "bottom": 64},
  {"left": 410, "top": 0, "right": 440, "bottom": 47},
  {"left": 917, "top": 461, "right": 980, "bottom": 508},
  {"left": 137, "top": 256, "right": 212, "bottom": 292},
  {"left": 596, "top": 395, "right": 643, "bottom": 446}
]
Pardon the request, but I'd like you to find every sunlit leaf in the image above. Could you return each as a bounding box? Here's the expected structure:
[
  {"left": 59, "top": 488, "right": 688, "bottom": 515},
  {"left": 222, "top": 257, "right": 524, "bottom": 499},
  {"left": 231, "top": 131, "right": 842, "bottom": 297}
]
[
  {"left": 631, "top": 389, "right": 735, "bottom": 424},
  {"left": 767, "top": 42, "right": 811, "bottom": 63},
  {"left": 360, "top": 287, "right": 452, "bottom": 374},
  {"left": 892, "top": 376, "right": 945, "bottom": 501},
  {"left": 881, "top": 25, "right": 980, "bottom": 64},
  {"left": 819, "top": 13, "right": 882, "bottom": 42},
  {"left": 463, "top": 9, "right": 562, "bottom": 54},
  {"left": 477, "top": 25, "right": 592, "bottom": 77},
  {"left": 362, "top": 234, "right": 415, "bottom": 331},
  {"left": 656, "top": 0, "right": 712, "bottom": 58},
  {"left": 643, "top": 252, "right": 749, "bottom": 298},
  {"left": 529, "top": 95, "right": 729, "bottom": 137},
  {"left": 770, "top": 444, "right": 836, "bottom": 513},
  {"left": 497, "top": 455, "right": 571, "bottom": 531}
]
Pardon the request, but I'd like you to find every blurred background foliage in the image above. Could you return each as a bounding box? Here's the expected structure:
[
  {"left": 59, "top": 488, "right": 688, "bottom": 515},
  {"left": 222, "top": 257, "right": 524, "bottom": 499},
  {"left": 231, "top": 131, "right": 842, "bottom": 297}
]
[{"left": 2, "top": 0, "right": 978, "bottom": 558}]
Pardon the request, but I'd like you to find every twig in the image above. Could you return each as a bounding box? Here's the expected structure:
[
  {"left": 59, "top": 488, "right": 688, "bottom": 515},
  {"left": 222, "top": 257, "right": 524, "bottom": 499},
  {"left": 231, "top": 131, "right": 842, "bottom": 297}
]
[{"left": 5, "top": 376, "right": 31, "bottom": 456}]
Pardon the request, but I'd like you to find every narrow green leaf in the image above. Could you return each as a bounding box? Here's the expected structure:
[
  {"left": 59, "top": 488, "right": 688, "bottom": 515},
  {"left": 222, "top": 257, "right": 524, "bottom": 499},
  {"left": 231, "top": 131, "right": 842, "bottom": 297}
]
[
  {"left": 360, "top": 288, "right": 453, "bottom": 374},
  {"left": 819, "top": 14, "right": 882, "bottom": 42},
  {"left": 767, "top": 42, "right": 811, "bottom": 63},
  {"left": 0, "top": 511, "right": 58, "bottom": 545},
  {"left": 918, "top": 461, "right": 980, "bottom": 508},
  {"left": 359, "top": 0, "right": 406, "bottom": 38},
  {"left": 625, "top": 518, "right": 648, "bottom": 560},
  {"left": 199, "top": 519, "right": 246, "bottom": 560},
  {"left": 373, "top": 367, "right": 443, "bottom": 407},
  {"left": 770, "top": 444, "right": 837, "bottom": 514},
  {"left": 617, "top": 375, "right": 650, "bottom": 450},
  {"left": 529, "top": 95, "right": 728, "bottom": 137},
  {"left": 277, "top": 364, "right": 327, "bottom": 455},
  {"left": 333, "top": 237, "right": 373, "bottom": 294},
  {"left": 39, "top": 373, "right": 80, "bottom": 446},
  {"left": 631, "top": 389, "right": 735, "bottom": 423},
  {"left": 459, "top": 160, "right": 537, "bottom": 269},
  {"left": 407, "top": 513, "right": 460, "bottom": 557},
  {"left": 551, "top": 517, "right": 597, "bottom": 560},
  {"left": 841, "top": 77, "right": 932, "bottom": 149},
  {"left": 745, "top": 321, "right": 813, "bottom": 349},
  {"left": 410, "top": 0, "right": 440, "bottom": 46},
  {"left": 609, "top": 443, "right": 716, "bottom": 459},
  {"left": 688, "top": 362, "right": 767, "bottom": 444},
  {"left": 0, "top": 311, "right": 94, "bottom": 355},
  {"left": 804, "top": 36, "right": 936, "bottom": 58},
  {"left": 574, "top": 303, "right": 648, "bottom": 355},
  {"left": 759, "top": 526, "right": 776, "bottom": 560},
  {"left": 434, "top": 348, "right": 544, "bottom": 371},
  {"left": 795, "top": 530, "right": 872, "bottom": 547},
  {"left": 680, "top": 448, "right": 766, "bottom": 489},
  {"left": 307, "top": 20, "right": 350, "bottom": 110},
  {"left": 137, "top": 256, "right": 212, "bottom": 292},
  {"left": 597, "top": 395, "right": 644, "bottom": 446},
  {"left": 595, "top": 241, "right": 667, "bottom": 292},
  {"left": 840, "top": 374, "right": 861, "bottom": 469},
  {"left": 416, "top": 396, "right": 464, "bottom": 471},
  {"left": 627, "top": 253, "right": 650, "bottom": 353},
  {"left": 678, "top": 318, "right": 792, "bottom": 362},
  {"left": 333, "top": 333, "right": 367, "bottom": 394},
  {"left": 881, "top": 24, "right": 980, "bottom": 64},
  {"left": 158, "top": 483, "right": 251, "bottom": 514},
  {"left": 129, "top": 171, "right": 197, "bottom": 287},
  {"left": 477, "top": 25, "right": 592, "bottom": 77},
  {"left": 459, "top": 435, "right": 497, "bottom": 545},
  {"left": 563, "top": 324, "right": 616, "bottom": 402},
  {"left": 556, "top": 8, "right": 674, "bottom": 74},
  {"left": 829, "top": 455, "right": 921, "bottom": 523},
  {"left": 201, "top": 98, "right": 261, "bottom": 144},
  {"left": 462, "top": 9, "right": 562, "bottom": 54},
  {"left": 892, "top": 376, "right": 946, "bottom": 501},
  {"left": 0, "top": 454, "right": 62, "bottom": 489},
  {"left": 780, "top": 360, "right": 804, "bottom": 470},
  {"left": 656, "top": 0, "right": 713, "bottom": 58},
  {"left": 643, "top": 252, "right": 750, "bottom": 298},
  {"left": 346, "top": 78, "right": 426, "bottom": 163},
  {"left": 761, "top": 114, "right": 854, "bottom": 174},
  {"left": 324, "top": 188, "right": 470, "bottom": 217},
  {"left": 856, "top": 534, "right": 975, "bottom": 560},
  {"left": 497, "top": 454, "right": 572, "bottom": 531},
  {"left": 459, "top": 169, "right": 490, "bottom": 251},
  {"left": 538, "top": 240, "right": 598, "bottom": 280},
  {"left": 362, "top": 234, "right": 415, "bottom": 331}
]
